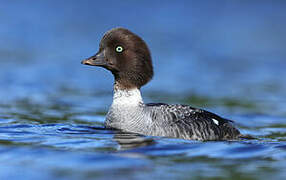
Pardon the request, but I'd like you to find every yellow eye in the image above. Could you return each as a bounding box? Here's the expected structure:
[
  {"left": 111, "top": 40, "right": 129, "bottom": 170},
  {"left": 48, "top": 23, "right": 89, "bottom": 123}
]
[{"left": 115, "top": 46, "right": 124, "bottom": 53}]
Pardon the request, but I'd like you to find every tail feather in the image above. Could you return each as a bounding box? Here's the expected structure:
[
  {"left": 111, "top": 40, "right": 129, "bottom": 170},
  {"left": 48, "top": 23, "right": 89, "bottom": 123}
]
[{"left": 238, "top": 134, "right": 256, "bottom": 139}]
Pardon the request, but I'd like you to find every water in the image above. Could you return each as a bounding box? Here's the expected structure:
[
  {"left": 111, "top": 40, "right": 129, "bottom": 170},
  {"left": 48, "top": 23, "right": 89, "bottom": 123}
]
[{"left": 1, "top": 1, "right": 286, "bottom": 179}]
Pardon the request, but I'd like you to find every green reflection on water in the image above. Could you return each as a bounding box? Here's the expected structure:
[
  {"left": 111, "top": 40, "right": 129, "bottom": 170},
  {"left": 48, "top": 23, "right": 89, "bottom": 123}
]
[{"left": 147, "top": 91, "right": 260, "bottom": 113}]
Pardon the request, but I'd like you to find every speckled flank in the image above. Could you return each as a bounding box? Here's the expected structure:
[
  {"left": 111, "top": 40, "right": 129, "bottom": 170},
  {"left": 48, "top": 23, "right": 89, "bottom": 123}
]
[{"left": 106, "top": 89, "right": 241, "bottom": 141}]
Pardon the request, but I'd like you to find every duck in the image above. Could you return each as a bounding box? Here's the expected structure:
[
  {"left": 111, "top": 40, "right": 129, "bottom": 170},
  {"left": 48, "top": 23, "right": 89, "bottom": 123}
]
[{"left": 81, "top": 27, "right": 242, "bottom": 141}]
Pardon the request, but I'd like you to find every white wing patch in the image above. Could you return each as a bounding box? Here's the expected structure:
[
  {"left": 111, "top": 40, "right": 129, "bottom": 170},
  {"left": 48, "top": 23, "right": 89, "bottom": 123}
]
[{"left": 212, "top": 118, "right": 219, "bottom": 125}]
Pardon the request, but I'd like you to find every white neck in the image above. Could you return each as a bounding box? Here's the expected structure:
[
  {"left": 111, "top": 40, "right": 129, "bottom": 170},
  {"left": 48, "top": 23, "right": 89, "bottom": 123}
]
[{"left": 112, "top": 87, "right": 143, "bottom": 107}]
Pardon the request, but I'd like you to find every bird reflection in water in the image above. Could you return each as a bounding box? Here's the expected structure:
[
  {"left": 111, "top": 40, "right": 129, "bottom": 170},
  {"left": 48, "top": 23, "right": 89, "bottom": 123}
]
[{"left": 113, "top": 132, "right": 156, "bottom": 150}]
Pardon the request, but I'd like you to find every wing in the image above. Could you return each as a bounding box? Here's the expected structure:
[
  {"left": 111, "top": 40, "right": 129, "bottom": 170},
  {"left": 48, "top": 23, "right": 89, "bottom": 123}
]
[{"left": 145, "top": 103, "right": 241, "bottom": 140}]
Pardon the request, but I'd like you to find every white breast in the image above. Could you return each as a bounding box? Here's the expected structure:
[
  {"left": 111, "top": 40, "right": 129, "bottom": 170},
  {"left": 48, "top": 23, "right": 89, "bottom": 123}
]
[
  {"left": 106, "top": 87, "right": 153, "bottom": 133},
  {"left": 112, "top": 88, "right": 143, "bottom": 107}
]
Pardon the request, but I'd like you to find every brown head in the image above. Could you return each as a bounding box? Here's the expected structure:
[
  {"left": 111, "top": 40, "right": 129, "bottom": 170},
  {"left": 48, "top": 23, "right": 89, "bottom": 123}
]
[{"left": 81, "top": 28, "right": 153, "bottom": 89}]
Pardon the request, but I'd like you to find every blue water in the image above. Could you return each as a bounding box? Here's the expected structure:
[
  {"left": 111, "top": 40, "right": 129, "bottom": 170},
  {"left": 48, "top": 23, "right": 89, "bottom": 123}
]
[{"left": 1, "top": 1, "right": 286, "bottom": 179}]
